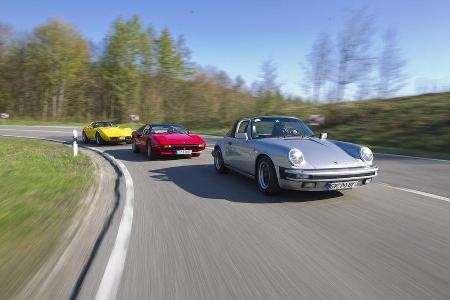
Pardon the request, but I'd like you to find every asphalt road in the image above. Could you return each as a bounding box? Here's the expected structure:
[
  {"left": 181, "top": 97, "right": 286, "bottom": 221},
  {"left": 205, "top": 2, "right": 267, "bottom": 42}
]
[{"left": 1, "top": 125, "right": 450, "bottom": 300}]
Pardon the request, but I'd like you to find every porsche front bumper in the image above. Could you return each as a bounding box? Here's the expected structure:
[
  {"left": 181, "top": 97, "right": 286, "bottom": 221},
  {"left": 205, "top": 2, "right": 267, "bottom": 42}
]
[{"left": 278, "top": 165, "right": 379, "bottom": 191}]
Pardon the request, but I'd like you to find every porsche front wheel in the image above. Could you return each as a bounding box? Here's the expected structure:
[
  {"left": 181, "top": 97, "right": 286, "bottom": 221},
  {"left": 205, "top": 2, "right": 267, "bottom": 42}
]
[{"left": 256, "top": 156, "right": 281, "bottom": 195}]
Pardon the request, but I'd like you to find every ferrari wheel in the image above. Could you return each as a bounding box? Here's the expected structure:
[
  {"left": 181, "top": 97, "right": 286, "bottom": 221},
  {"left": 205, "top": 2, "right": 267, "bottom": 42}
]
[
  {"left": 213, "top": 148, "right": 229, "bottom": 174},
  {"left": 256, "top": 156, "right": 281, "bottom": 195},
  {"left": 132, "top": 139, "right": 139, "bottom": 153},
  {"left": 82, "top": 131, "right": 89, "bottom": 144},
  {"left": 95, "top": 133, "right": 104, "bottom": 146},
  {"left": 146, "top": 142, "right": 156, "bottom": 160},
  {"left": 192, "top": 153, "right": 201, "bottom": 157}
]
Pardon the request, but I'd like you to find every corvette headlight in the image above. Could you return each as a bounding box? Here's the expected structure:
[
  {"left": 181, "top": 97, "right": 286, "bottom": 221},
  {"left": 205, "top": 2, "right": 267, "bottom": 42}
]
[
  {"left": 360, "top": 147, "right": 373, "bottom": 163},
  {"left": 288, "top": 148, "right": 304, "bottom": 167}
]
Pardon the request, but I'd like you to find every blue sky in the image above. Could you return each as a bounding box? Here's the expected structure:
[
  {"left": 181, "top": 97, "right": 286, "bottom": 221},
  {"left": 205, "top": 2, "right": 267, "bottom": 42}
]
[{"left": 1, "top": 0, "right": 450, "bottom": 97}]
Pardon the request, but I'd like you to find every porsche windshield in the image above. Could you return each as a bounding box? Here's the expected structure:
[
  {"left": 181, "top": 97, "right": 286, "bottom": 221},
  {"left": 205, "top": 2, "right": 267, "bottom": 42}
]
[
  {"left": 252, "top": 117, "right": 314, "bottom": 139},
  {"left": 151, "top": 125, "right": 188, "bottom": 134}
]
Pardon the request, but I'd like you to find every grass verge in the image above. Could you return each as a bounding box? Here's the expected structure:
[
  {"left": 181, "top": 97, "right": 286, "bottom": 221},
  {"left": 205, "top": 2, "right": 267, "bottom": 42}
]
[{"left": 0, "top": 137, "right": 93, "bottom": 298}]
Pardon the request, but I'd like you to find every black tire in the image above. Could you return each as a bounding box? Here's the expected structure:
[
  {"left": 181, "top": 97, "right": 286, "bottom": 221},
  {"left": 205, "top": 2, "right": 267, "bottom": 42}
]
[
  {"left": 95, "top": 132, "right": 104, "bottom": 146},
  {"left": 146, "top": 141, "right": 156, "bottom": 160},
  {"left": 213, "top": 148, "right": 229, "bottom": 174},
  {"left": 81, "top": 131, "right": 89, "bottom": 144},
  {"left": 256, "top": 156, "right": 281, "bottom": 195},
  {"left": 192, "top": 153, "right": 201, "bottom": 157},
  {"left": 132, "top": 138, "right": 139, "bottom": 153}
]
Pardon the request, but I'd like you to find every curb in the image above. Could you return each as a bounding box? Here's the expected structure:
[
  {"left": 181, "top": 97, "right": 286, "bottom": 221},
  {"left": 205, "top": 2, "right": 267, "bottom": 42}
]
[{"left": 1, "top": 135, "right": 134, "bottom": 300}]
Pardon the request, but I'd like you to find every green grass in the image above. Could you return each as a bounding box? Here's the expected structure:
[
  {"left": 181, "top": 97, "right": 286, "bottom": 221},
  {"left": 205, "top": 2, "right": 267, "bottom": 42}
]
[{"left": 0, "top": 138, "right": 93, "bottom": 298}]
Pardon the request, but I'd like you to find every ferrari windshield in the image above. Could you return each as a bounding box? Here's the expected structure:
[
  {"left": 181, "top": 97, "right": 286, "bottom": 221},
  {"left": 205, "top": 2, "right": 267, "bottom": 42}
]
[
  {"left": 151, "top": 125, "right": 188, "bottom": 134},
  {"left": 252, "top": 117, "right": 314, "bottom": 139}
]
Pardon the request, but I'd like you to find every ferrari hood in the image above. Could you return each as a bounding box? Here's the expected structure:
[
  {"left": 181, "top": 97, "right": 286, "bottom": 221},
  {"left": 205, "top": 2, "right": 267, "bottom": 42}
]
[
  {"left": 154, "top": 133, "right": 204, "bottom": 145},
  {"left": 262, "top": 137, "right": 363, "bottom": 169},
  {"left": 99, "top": 127, "right": 132, "bottom": 136}
]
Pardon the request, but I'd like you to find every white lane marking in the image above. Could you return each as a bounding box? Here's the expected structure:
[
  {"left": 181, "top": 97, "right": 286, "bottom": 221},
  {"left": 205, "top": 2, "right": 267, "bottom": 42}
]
[
  {"left": 375, "top": 152, "right": 449, "bottom": 163},
  {"left": 1, "top": 134, "right": 135, "bottom": 299},
  {"left": 0, "top": 134, "right": 67, "bottom": 143},
  {"left": 95, "top": 155, "right": 134, "bottom": 300},
  {"left": 379, "top": 182, "right": 450, "bottom": 203},
  {"left": 206, "top": 146, "right": 214, "bottom": 150},
  {"left": 0, "top": 128, "right": 70, "bottom": 134}
]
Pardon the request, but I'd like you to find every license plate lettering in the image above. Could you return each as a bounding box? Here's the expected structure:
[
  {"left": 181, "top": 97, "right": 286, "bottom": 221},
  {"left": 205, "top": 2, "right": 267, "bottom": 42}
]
[
  {"left": 176, "top": 150, "right": 192, "bottom": 155},
  {"left": 327, "top": 181, "right": 358, "bottom": 190},
  {"left": 119, "top": 136, "right": 125, "bottom": 140}
]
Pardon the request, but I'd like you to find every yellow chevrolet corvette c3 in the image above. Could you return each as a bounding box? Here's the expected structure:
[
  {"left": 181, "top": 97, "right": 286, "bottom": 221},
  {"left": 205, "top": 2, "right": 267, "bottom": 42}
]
[{"left": 81, "top": 121, "right": 133, "bottom": 145}]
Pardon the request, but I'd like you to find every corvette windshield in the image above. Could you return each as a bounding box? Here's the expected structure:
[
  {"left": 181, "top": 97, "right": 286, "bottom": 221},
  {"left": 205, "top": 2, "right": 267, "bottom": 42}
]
[
  {"left": 94, "top": 121, "right": 117, "bottom": 128},
  {"left": 151, "top": 125, "right": 188, "bottom": 134},
  {"left": 252, "top": 117, "right": 314, "bottom": 139}
]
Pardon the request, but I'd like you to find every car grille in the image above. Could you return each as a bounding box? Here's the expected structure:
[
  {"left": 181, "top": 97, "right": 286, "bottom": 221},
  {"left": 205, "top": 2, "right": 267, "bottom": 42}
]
[
  {"left": 310, "top": 171, "right": 376, "bottom": 180},
  {"left": 170, "top": 145, "right": 203, "bottom": 150}
]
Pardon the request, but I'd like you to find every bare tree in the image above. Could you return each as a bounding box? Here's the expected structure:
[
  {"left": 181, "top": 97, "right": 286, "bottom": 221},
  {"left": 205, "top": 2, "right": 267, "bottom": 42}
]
[
  {"left": 377, "top": 28, "right": 406, "bottom": 98},
  {"left": 257, "top": 59, "right": 281, "bottom": 95},
  {"left": 301, "top": 32, "right": 334, "bottom": 102},
  {"left": 335, "top": 8, "right": 376, "bottom": 100}
]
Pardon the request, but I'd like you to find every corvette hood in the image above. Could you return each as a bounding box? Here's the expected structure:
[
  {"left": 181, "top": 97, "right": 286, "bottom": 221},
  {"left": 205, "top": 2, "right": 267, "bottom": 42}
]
[
  {"left": 154, "top": 133, "right": 204, "bottom": 145},
  {"left": 261, "top": 137, "right": 363, "bottom": 169},
  {"left": 99, "top": 127, "right": 132, "bottom": 136}
]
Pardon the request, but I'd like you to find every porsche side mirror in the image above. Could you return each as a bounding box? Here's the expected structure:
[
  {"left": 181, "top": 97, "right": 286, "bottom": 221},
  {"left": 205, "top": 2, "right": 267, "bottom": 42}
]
[
  {"left": 236, "top": 132, "right": 248, "bottom": 140},
  {"left": 320, "top": 132, "right": 328, "bottom": 140}
]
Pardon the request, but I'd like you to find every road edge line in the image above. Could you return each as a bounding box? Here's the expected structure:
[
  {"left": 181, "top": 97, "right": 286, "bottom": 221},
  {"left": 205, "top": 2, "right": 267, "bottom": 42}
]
[{"left": 379, "top": 182, "right": 450, "bottom": 203}]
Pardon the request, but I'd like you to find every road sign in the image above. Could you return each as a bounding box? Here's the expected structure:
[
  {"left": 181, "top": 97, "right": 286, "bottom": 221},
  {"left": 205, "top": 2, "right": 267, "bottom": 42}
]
[{"left": 1, "top": 113, "right": 9, "bottom": 119}]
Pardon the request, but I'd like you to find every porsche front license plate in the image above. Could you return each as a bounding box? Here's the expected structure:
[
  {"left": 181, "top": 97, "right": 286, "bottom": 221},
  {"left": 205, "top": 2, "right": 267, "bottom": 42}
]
[
  {"left": 119, "top": 136, "right": 125, "bottom": 140},
  {"left": 176, "top": 150, "right": 192, "bottom": 155},
  {"left": 327, "top": 181, "right": 358, "bottom": 190}
]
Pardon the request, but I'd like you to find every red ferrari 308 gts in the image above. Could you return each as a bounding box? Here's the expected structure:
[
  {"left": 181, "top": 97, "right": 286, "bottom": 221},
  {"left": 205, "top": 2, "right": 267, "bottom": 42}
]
[{"left": 131, "top": 124, "right": 206, "bottom": 160}]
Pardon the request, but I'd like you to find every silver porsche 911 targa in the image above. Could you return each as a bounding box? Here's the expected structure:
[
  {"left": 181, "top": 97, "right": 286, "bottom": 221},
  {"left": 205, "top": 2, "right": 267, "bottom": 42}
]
[{"left": 212, "top": 116, "right": 378, "bottom": 195}]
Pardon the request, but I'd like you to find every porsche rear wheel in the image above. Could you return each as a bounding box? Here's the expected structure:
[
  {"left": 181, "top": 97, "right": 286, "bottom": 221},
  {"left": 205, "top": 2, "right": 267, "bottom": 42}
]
[
  {"left": 146, "top": 142, "right": 156, "bottom": 160},
  {"left": 95, "top": 133, "right": 104, "bottom": 146},
  {"left": 214, "top": 148, "right": 229, "bottom": 174},
  {"left": 256, "top": 156, "right": 281, "bottom": 195},
  {"left": 132, "top": 139, "right": 139, "bottom": 153}
]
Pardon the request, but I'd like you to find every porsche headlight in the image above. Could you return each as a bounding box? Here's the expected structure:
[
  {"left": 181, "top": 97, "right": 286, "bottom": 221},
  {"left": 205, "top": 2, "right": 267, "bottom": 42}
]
[
  {"left": 360, "top": 147, "right": 373, "bottom": 163},
  {"left": 288, "top": 148, "right": 304, "bottom": 167}
]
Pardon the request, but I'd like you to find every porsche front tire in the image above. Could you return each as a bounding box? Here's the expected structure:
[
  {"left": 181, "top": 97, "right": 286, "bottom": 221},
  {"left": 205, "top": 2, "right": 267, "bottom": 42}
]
[
  {"left": 213, "top": 148, "right": 229, "bottom": 174},
  {"left": 256, "top": 156, "right": 281, "bottom": 195}
]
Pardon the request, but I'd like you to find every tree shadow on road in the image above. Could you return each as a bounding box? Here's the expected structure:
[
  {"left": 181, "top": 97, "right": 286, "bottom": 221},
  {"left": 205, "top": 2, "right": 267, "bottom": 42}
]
[{"left": 149, "top": 164, "right": 344, "bottom": 204}]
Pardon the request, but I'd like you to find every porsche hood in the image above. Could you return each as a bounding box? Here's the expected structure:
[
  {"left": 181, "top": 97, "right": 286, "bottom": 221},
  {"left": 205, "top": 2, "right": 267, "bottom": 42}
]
[{"left": 262, "top": 137, "right": 364, "bottom": 169}]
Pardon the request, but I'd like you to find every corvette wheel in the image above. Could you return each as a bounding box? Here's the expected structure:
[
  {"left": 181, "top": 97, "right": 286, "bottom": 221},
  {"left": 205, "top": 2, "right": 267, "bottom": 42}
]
[
  {"left": 213, "top": 148, "right": 229, "bottom": 174},
  {"left": 95, "top": 133, "right": 104, "bottom": 146},
  {"left": 257, "top": 157, "right": 281, "bottom": 195},
  {"left": 82, "top": 131, "right": 89, "bottom": 144},
  {"left": 146, "top": 142, "right": 156, "bottom": 160},
  {"left": 132, "top": 139, "right": 139, "bottom": 153}
]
